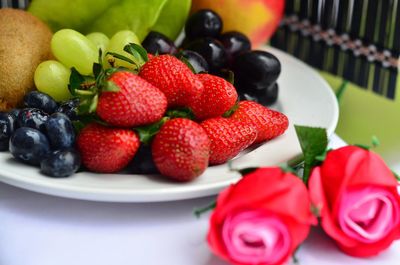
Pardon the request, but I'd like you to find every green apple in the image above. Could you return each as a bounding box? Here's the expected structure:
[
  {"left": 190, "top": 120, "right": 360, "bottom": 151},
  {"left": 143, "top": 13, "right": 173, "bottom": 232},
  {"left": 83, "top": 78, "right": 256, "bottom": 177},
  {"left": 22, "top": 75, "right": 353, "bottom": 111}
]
[{"left": 28, "top": 0, "right": 190, "bottom": 41}]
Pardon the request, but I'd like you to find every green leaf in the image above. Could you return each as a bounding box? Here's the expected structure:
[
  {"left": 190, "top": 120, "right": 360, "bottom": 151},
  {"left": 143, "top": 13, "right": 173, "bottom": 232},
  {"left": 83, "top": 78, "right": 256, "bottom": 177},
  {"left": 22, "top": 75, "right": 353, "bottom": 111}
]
[
  {"left": 124, "top": 43, "right": 148, "bottom": 63},
  {"left": 93, "top": 63, "right": 102, "bottom": 79},
  {"left": 178, "top": 56, "right": 196, "bottom": 74},
  {"left": 166, "top": 108, "right": 194, "bottom": 119},
  {"left": 106, "top": 52, "right": 137, "bottom": 65},
  {"left": 220, "top": 69, "right": 235, "bottom": 85},
  {"left": 28, "top": 0, "right": 182, "bottom": 41},
  {"left": 295, "top": 125, "right": 328, "bottom": 184},
  {"left": 336, "top": 80, "right": 349, "bottom": 103},
  {"left": 88, "top": 94, "right": 99, "bottom": 113},
  {"left": 103, "top": 81, "right": 120, "bottom": 92},
  {"left": 222, "top": 102, "right": 239, "bottom": 118},
  {"left": 68, "top": 67, "right": 85, "bottom": 95}
]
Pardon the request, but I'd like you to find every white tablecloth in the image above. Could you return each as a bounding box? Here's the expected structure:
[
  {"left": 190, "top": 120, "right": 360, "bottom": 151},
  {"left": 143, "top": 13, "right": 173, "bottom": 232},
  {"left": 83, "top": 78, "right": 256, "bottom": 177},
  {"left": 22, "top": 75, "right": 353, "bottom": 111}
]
[{"left": 1, "top": 134, "right": 399, "bottom": 265}]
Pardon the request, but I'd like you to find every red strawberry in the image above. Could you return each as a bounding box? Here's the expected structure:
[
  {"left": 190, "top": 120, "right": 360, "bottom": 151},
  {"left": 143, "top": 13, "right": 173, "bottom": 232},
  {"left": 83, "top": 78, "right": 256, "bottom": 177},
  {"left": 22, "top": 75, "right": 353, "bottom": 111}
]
[
  {"left": 189, "top": 74, "right": 238, "bottom": 120},
  {"left": 230, "top": 100, "right": 289, "bottom": 143},
  {"left": 200, "top": 117, "right": 257, "bottom": 165},
  {"left": 96, "top": 71, "right": 167, "bottom": 127},
  {"left": 152, "top": 118, "right": 210, "bottom": 181},
  {"left": 77, "top": 123, "right": 140, "bottom": 173},
  {"left": 139, "top": 55, "right": 204, "bottom": 107}
]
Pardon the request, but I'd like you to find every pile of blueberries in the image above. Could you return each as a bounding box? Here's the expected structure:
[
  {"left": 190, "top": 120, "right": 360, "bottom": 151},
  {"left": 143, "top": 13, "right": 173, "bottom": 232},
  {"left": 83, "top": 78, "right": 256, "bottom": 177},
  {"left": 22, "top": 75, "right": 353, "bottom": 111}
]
[
  {"left": 0, "top": 92, "right": 81, "bottom": 178},
  {"left": 142, "top": 9, "right": 282, "bottom": 106}
]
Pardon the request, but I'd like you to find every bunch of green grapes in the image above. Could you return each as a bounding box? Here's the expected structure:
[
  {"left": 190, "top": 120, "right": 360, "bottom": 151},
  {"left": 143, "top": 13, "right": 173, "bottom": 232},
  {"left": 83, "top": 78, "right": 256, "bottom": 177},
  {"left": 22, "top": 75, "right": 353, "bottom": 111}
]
[{"left": 34, "top": 29, "right": 140, "bottom": 101}]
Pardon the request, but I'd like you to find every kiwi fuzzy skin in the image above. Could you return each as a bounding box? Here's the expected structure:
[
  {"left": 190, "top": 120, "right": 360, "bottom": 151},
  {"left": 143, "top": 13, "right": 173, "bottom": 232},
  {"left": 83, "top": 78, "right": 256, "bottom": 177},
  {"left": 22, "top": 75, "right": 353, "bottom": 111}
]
[{"left": 0, "top": 8, "right": 53, "bottom": 111}]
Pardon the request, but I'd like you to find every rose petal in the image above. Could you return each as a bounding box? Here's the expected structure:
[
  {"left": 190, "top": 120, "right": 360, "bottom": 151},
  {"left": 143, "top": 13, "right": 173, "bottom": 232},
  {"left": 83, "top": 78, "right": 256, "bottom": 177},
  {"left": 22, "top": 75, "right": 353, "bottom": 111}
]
[
  {"left": 222, "top": 210, "right": 291, "bottom": 265},
  {"left": 339, "top": 187, "right": 400, "bottom": 243}
]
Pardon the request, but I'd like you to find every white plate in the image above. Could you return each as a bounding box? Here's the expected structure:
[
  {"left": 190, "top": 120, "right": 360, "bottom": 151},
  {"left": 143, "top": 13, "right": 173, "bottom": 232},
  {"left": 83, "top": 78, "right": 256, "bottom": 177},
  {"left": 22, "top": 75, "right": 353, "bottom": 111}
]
[{"left": 0, "top": 47, "right": 339, "bottom": 202}]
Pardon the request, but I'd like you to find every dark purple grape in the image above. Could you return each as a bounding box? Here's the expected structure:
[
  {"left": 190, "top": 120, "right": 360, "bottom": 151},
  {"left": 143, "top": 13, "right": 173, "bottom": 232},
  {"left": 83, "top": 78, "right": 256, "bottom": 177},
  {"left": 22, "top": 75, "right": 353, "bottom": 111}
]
[
  {"left": 185, "top": 37, "right": 227, "bottom": 73},
  {"left": 178, "top": 50, "right": 209, "bottom": 73},
  {"left": 218, "top": 31, "right": 251, "bottom": 66},
  {"left": 17, "top": 108, "right": 49, "bottom": 132},
  {"left": 239, "top": 83, "right": 279, "bottom": 106},
  {"left": 142, "top": 31, "right": 177, "bottom": 55},
  {"left": 9, "top": 127, "right": 50, "bottom": 166},
  {"left": 185, "top": 9, "right": 222, "bottom": 40},
  {"left": 232, "top": 50, "right": 281, "bottom": 92},
  {"left": 24, "top": 91, "right": 58, "bottom": 114},
  {"left": 41, "top": 149, "right": 81, "bottom": 178}
]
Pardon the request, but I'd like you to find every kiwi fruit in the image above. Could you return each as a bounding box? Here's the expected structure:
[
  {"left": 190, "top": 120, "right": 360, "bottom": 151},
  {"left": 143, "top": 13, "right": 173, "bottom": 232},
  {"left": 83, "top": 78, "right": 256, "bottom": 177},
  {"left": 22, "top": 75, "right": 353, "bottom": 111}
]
[{"left": 0, "top": 8, "right": 53, "bottom": 111}]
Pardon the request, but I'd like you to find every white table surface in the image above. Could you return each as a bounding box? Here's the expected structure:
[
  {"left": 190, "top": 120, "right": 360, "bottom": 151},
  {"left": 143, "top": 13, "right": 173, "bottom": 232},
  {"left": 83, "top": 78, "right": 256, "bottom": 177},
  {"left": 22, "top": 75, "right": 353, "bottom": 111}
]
[{"left": 1, "top": 134, "right": 399, "bottom": 265}]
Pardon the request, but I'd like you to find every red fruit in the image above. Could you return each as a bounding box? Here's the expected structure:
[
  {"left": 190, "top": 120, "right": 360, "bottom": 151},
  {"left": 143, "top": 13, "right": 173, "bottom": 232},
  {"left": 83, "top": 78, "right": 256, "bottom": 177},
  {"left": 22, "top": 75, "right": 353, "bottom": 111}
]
[
  {"left": 230, "top": 100, "right": 288, "bottom": 143},
  {"left": 189, "top": 74, "right": 238, "bottom": 120},
  {"left": 139, "top": 55, "right": 204, "bottom": 107},
  {"left": 201, "top": 117, "right": 257, "bottom": 165},
  {"left": 97, "top": 71, "right": 167, "bottom": 127},
  {"left": 77, "top": 123, "right": 140, "bottom": 173},
  {"left": 152, "top": 118, "right": 210, "bottom": 181}
]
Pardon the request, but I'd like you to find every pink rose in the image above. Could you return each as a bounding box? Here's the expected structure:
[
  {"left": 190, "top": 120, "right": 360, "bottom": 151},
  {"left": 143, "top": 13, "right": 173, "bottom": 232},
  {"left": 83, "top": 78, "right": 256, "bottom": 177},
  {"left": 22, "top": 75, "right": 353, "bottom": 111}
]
[
  {"left": 208, "top": 168, "right": 316, "bottom": 265},
  {"left": 309, "top": 146, "right": 400, "bottom": 257}
]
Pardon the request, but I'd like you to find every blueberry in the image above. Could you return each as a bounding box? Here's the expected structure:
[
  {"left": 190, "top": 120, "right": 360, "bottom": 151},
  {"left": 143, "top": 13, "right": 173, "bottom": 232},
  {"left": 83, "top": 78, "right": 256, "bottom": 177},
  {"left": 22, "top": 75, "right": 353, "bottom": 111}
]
[
  {"left": 24, "top": 91, "right": 58, "bottom": 114},
  {"left": 9, "top": 127, "right": 50, "bottom": 166},
  {"left": 45, "top": 113, "right": 76, "bottom": 150},
  {"left": 142, "top": 31, "right": 177, "bottom": 55},
  {"left": 218, "top": 31, "right": 251, "bottom": 66},
  {"left": 0, "top": 112, "right": 15, "bottom": 151},
  {"left": 56, "top": 98, "right": 79, "bottom": 120},
  {"left": 185, "top": 37, "right": 227, "bottom": 73},
  {"left": 185, "top": 9, "right": 222, "bottom": 40},
  {"left": 178, "top": 50, "right": 209, "bottom": 73},
  {"left": 239, "top": 83, "right": 279, "bottom": 106},
  {"left": 17, "top": 108, "right": 49, "bottom": 132},
  {"left": 130, "top": 145, "right": 159, "bottom": 174},
  {"left": 41, "top": 149, "right": 81, "bottom": 178},
  {"left": 8, "top": 109, "right": 21, "bottom": 120}
]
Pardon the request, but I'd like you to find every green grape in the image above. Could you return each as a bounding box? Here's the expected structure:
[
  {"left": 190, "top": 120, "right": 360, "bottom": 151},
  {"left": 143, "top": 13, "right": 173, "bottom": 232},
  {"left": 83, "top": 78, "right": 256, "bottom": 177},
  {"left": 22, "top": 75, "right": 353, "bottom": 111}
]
[
  {"left": 34, "top": 60, "right": 72, "bottom": 102},
  {"left": 51, "top": 29, "right": 98, "bottom": 75},
  {"left": 86, "top": 32, "right": 110, "bottom": 56},
  {"left": 104, "top": 30, "right": 141, "bottom": 69}
]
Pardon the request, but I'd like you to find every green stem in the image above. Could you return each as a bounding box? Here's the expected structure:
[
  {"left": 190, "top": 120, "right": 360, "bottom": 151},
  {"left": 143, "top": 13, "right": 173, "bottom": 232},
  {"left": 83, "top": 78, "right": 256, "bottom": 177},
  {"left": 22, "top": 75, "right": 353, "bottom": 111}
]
[
  {"left": 336, "top": 80, "right": 349, "bottom": 103},
  {"left": 194, "top": 201, "right": 217, "bottom": 218}
]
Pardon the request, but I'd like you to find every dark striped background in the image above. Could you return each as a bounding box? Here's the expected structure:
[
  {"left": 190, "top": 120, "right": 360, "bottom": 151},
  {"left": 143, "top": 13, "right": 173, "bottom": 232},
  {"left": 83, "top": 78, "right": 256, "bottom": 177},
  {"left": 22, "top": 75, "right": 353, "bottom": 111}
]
[
  {"left": 271, "top": 0, "right": 400, "bottom": 99},
  {"left": 0, "top": 0, "right": 29, "bottom": 9}
]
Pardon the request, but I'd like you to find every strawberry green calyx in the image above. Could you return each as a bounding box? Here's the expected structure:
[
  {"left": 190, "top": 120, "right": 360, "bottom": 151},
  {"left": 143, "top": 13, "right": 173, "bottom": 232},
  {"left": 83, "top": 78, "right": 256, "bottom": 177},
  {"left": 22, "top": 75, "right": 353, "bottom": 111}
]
[{"left": 136, "top": 117, "right": 170, "bottom": 144}]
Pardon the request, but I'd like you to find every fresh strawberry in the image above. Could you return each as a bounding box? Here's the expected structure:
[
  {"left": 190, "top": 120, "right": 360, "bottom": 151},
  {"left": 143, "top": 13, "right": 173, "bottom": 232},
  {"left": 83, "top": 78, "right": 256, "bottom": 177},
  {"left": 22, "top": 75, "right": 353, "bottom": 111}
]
[
  {"left": 77, "top": 123, "right": 140, "bottom": 173},
  {"left": 230, "top": 100, "right": 289, "bottom": 143},
  {"left": 189, "top": 74, "right": 238, "bottom": 120},
  {"left": 139, "top": 55, "right": 204, "bottom": 107},
  {"left": 96, "top": 71, "right": 167, "bottom": 127},
  {"left": 152, "top": 118, "right": 210, "bottom": 181},
  {"left": 200, "top": 117, "right": 257, "bottom": 165}
]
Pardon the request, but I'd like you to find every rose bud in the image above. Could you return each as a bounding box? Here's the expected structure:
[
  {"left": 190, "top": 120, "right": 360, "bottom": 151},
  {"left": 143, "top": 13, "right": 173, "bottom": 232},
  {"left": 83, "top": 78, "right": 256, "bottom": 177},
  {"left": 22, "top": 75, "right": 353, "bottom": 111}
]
[
  {"left": 207, "top": 167, "right": 317, "bottom": 265},
  {"left": 309, "top": 146, "right": 400, "bottom": 257}
]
